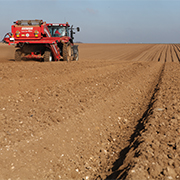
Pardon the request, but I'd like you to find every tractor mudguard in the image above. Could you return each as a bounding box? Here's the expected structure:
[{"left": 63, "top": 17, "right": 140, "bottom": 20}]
[{"left": 2, "top": 32, "right": 13, "bottom": 44}]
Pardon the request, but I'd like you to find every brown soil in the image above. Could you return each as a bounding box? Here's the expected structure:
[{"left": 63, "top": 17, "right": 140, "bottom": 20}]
[{"left": 0, "top": 43, "right": 180, "bottom": 179}]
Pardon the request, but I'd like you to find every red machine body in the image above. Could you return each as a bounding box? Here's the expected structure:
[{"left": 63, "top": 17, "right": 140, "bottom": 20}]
[{"left": 3, "top": 20, "right": 80, "bottom": 62}]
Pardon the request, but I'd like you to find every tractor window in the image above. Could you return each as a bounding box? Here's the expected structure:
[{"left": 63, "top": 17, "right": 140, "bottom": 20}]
[
  {"left": 66, "top": 27, "right": 69, "bottom": 37},
  {"left": 48, "top": 26, "right": 69, "bottom": 37}
]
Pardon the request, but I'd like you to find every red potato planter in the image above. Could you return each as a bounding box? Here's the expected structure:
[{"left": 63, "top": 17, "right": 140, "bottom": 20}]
[{"left": 3, "top": 20, "right": 80, "bottom": 62}]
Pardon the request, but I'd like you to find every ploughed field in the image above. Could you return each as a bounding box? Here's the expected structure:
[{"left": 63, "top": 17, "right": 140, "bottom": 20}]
[{"left": 0, "top": 43, "right": 180, "bottom": 179}]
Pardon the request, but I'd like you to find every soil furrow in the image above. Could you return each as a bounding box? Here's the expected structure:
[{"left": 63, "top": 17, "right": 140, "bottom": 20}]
[
  {"left": 151, "top": 45, "right": 163, "bottom": 61},
  {"left": 146, "top": 45, "right": 165, "bottom": 62},
  {"left": 166, "top": 45, "right": 172, "bottom": 62},
  {"left": 122, "top": 62, "right": 180, "bottom": 179},
  {"left": 159, "top": 45, "right": 167, "bottom": 62},
  {"left": 104, "top": 62, "right": 165, "bottom": 180},
  {"left": 132, "top": 45, "right": 166, "bottom": 62},
  {"left": 139, "top": 45, "right": 160, "bottom": 62},
  {"left": 131, "top": 46, "right": 155, "bottom": 61},
  {"left": 173, "top": 44, "right": 180, "bottom": 62},
  {"left": 170, "top": 45, "right": 178, "bottom": 62},
  {"left": 152, "top": 45, "right": 164, "bottom": 62}
]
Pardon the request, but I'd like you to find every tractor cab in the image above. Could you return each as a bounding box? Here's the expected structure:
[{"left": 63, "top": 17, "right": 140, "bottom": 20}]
[
  {"left": 47, "top": 22, "right": 80, "bottom": 41},
  {"left": 47, "top": 23, "right": 70, "bottom": 38}
]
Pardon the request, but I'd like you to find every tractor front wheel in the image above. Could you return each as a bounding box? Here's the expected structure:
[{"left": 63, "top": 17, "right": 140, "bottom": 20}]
[
  {"left": 44, "top": 51, "right": 53, "bottom": 62},
  {"left": 15, "top": 49, "right": 22, "bottom": 61},
  {"left": 74, "top": 50, "right": 79, "bottom": 61}
]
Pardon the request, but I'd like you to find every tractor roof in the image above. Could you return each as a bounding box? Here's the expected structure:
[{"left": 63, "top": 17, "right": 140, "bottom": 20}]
[{"left": 47, "top": 23, "right": 70, "bottom": 27}]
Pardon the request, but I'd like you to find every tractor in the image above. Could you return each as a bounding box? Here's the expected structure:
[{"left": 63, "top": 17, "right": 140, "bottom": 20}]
[{"left": 3, "top": 20, "right": 80, "bottom": 62}]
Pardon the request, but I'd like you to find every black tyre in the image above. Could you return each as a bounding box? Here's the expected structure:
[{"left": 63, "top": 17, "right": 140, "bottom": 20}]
[
  {"left": 63, "top": 43, "right": 72, "bottom": 62},
  {"left": 74, "top": 50, "right": 79, "bottom": 61},
  {"left": 44, "top": 51, "right": 53, "bottom": 62},
  {"left": 15, "top": 49, "right": 22, "bottom": 61},
  {"left": 72, "top": 45, "right": 79, "bottom": 61}
]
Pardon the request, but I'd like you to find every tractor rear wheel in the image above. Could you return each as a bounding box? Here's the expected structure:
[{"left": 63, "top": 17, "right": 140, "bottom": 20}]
[
  {"left": 44, "top": 51, "right": 52, "bottom": 62},
  {"left": 63, "top": 44, "right": 72, "bottom": 62},
  {"left": 15, "top": 49, "right": 22, "bottom": 61}
]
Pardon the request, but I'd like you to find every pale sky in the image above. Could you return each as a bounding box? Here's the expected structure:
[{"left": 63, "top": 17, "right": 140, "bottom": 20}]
[{"left": 0, "top": 0, "right": 180, "bottom": 43}]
